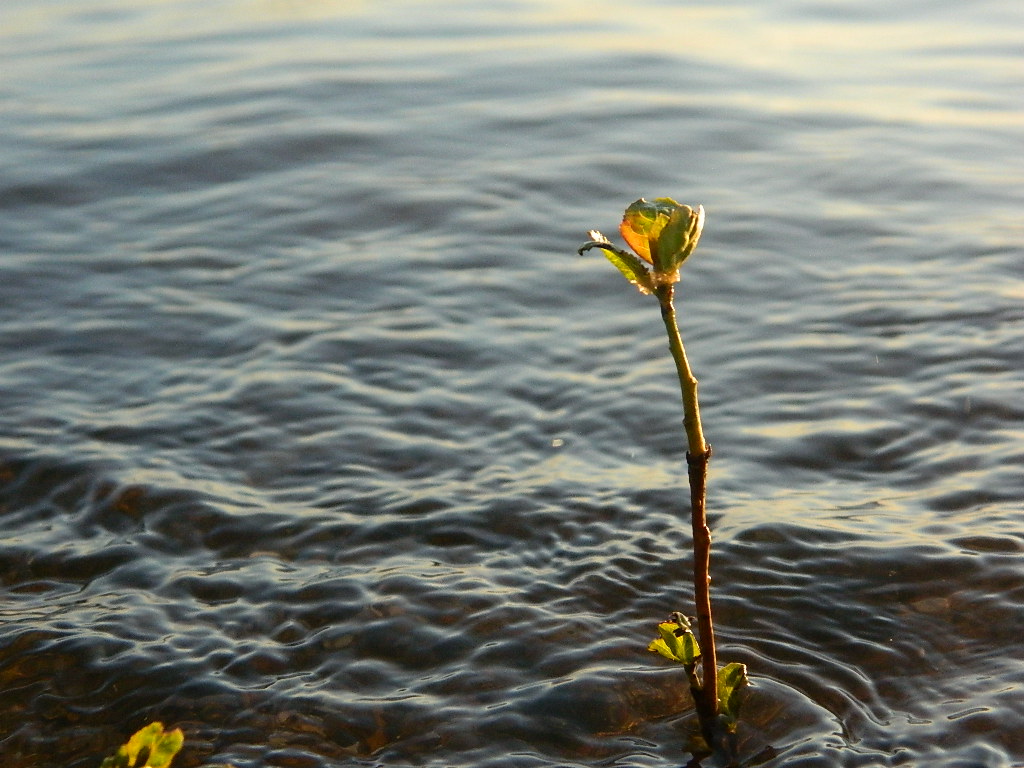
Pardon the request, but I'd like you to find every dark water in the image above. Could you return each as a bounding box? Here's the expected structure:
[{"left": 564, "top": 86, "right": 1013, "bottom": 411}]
[{"left": 1, "top": 1, "right": 1022, "bottom": 766}]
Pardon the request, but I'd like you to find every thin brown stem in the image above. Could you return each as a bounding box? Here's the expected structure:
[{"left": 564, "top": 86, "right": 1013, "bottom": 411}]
[
  {"left": 656, "top": 283, "right": 719, "bottom": 738},
  {"left": 686, "top": 446, "right": 717, "bottom": 734}
]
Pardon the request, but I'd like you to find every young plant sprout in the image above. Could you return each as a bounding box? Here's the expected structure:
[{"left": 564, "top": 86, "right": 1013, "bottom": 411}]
[
  {"left": 99, "top": 722, "right": 184, "bottom": 768},
  {"left": 578, "top": 199, "right": 747, "bottom": 757}
]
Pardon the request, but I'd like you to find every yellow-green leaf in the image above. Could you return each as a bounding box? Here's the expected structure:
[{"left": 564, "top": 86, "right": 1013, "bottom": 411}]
[
  {"left": 648, "top": 620, "right": 700, "bottom": 665},
  {"left": 578, "top": 236, "right": 655, "bottom": 295},
  {"left": 716, "top": 662, "right": 749, "bottom": 730},
  {"left": 647, "top": 636, "right": 677, "bottom": 661},
  {"left": 99, "top": 722, "right": 184, "bottom": 768},
  {"left": 655, "top": 203, "right": 704, "bottom": 272}
]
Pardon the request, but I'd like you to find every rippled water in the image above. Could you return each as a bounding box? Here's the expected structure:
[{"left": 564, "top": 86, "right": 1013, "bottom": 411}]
[{"left": 1, "top": 1, "right": 1022, "bottom": 766}]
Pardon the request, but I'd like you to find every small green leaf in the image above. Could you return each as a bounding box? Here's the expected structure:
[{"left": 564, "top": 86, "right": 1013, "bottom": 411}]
[
  {"left": 578, "top": 238, "right": 655, "bottom": 295},
  {"left": 716, "top": 662, "right": 749, "bottom": 729},
  {"left": 648, "top": 620, "right": 701, "bottom": 665},
  {"left": 656, "top": 203, "right": 704, "bottom": 272},
  {"left": 647, "top": 636, "right": 676, "bottom": 661},
  {"left": 147, "top": 728, "right": 185, "bottom": 768},
  {"left": 100, "top": 722, "right": 184, "bottom": 768}
]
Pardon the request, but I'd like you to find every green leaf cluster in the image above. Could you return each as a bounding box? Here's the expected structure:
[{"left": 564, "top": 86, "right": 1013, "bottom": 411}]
[
  {"left": 99, "top": 722, "right": 184, "bottom": 768},
  {"left": 648, "top": 619, "right": 749, "bottom": 732},
  {"left": 648, "top": 619, "right": 700, "bottom": 666},
  {"left": 577, "top": 198, "right": 704, "bottom": 292},
  {"left": 619, "top": 198, "right": 704, "bottom": 275}
]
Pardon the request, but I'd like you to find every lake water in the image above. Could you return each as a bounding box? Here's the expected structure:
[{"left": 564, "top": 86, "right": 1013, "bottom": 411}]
[{"left": 1, "top": 1, "right": 1022, "bottom": 766}]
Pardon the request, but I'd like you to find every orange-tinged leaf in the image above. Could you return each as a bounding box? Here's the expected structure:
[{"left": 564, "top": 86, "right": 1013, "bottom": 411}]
[
  {"left": 619, "top": 220, "right": 652, "bottom": 263},
  {"left": 619, "top": 198, "right": 682, "bottom": 264}
]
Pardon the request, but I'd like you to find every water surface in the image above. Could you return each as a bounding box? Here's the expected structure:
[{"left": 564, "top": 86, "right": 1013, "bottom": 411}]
[{"left": 1, "top": 1, "right": 1022, "bottom": 766}]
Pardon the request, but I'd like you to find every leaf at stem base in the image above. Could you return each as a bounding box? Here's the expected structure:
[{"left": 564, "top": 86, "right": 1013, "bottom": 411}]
[
  {"left": 648, "top": 621, "right": 701, "bottom": 665},
  {"left": 716, "top": 662, "right": 749, "bottom": 731}
]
